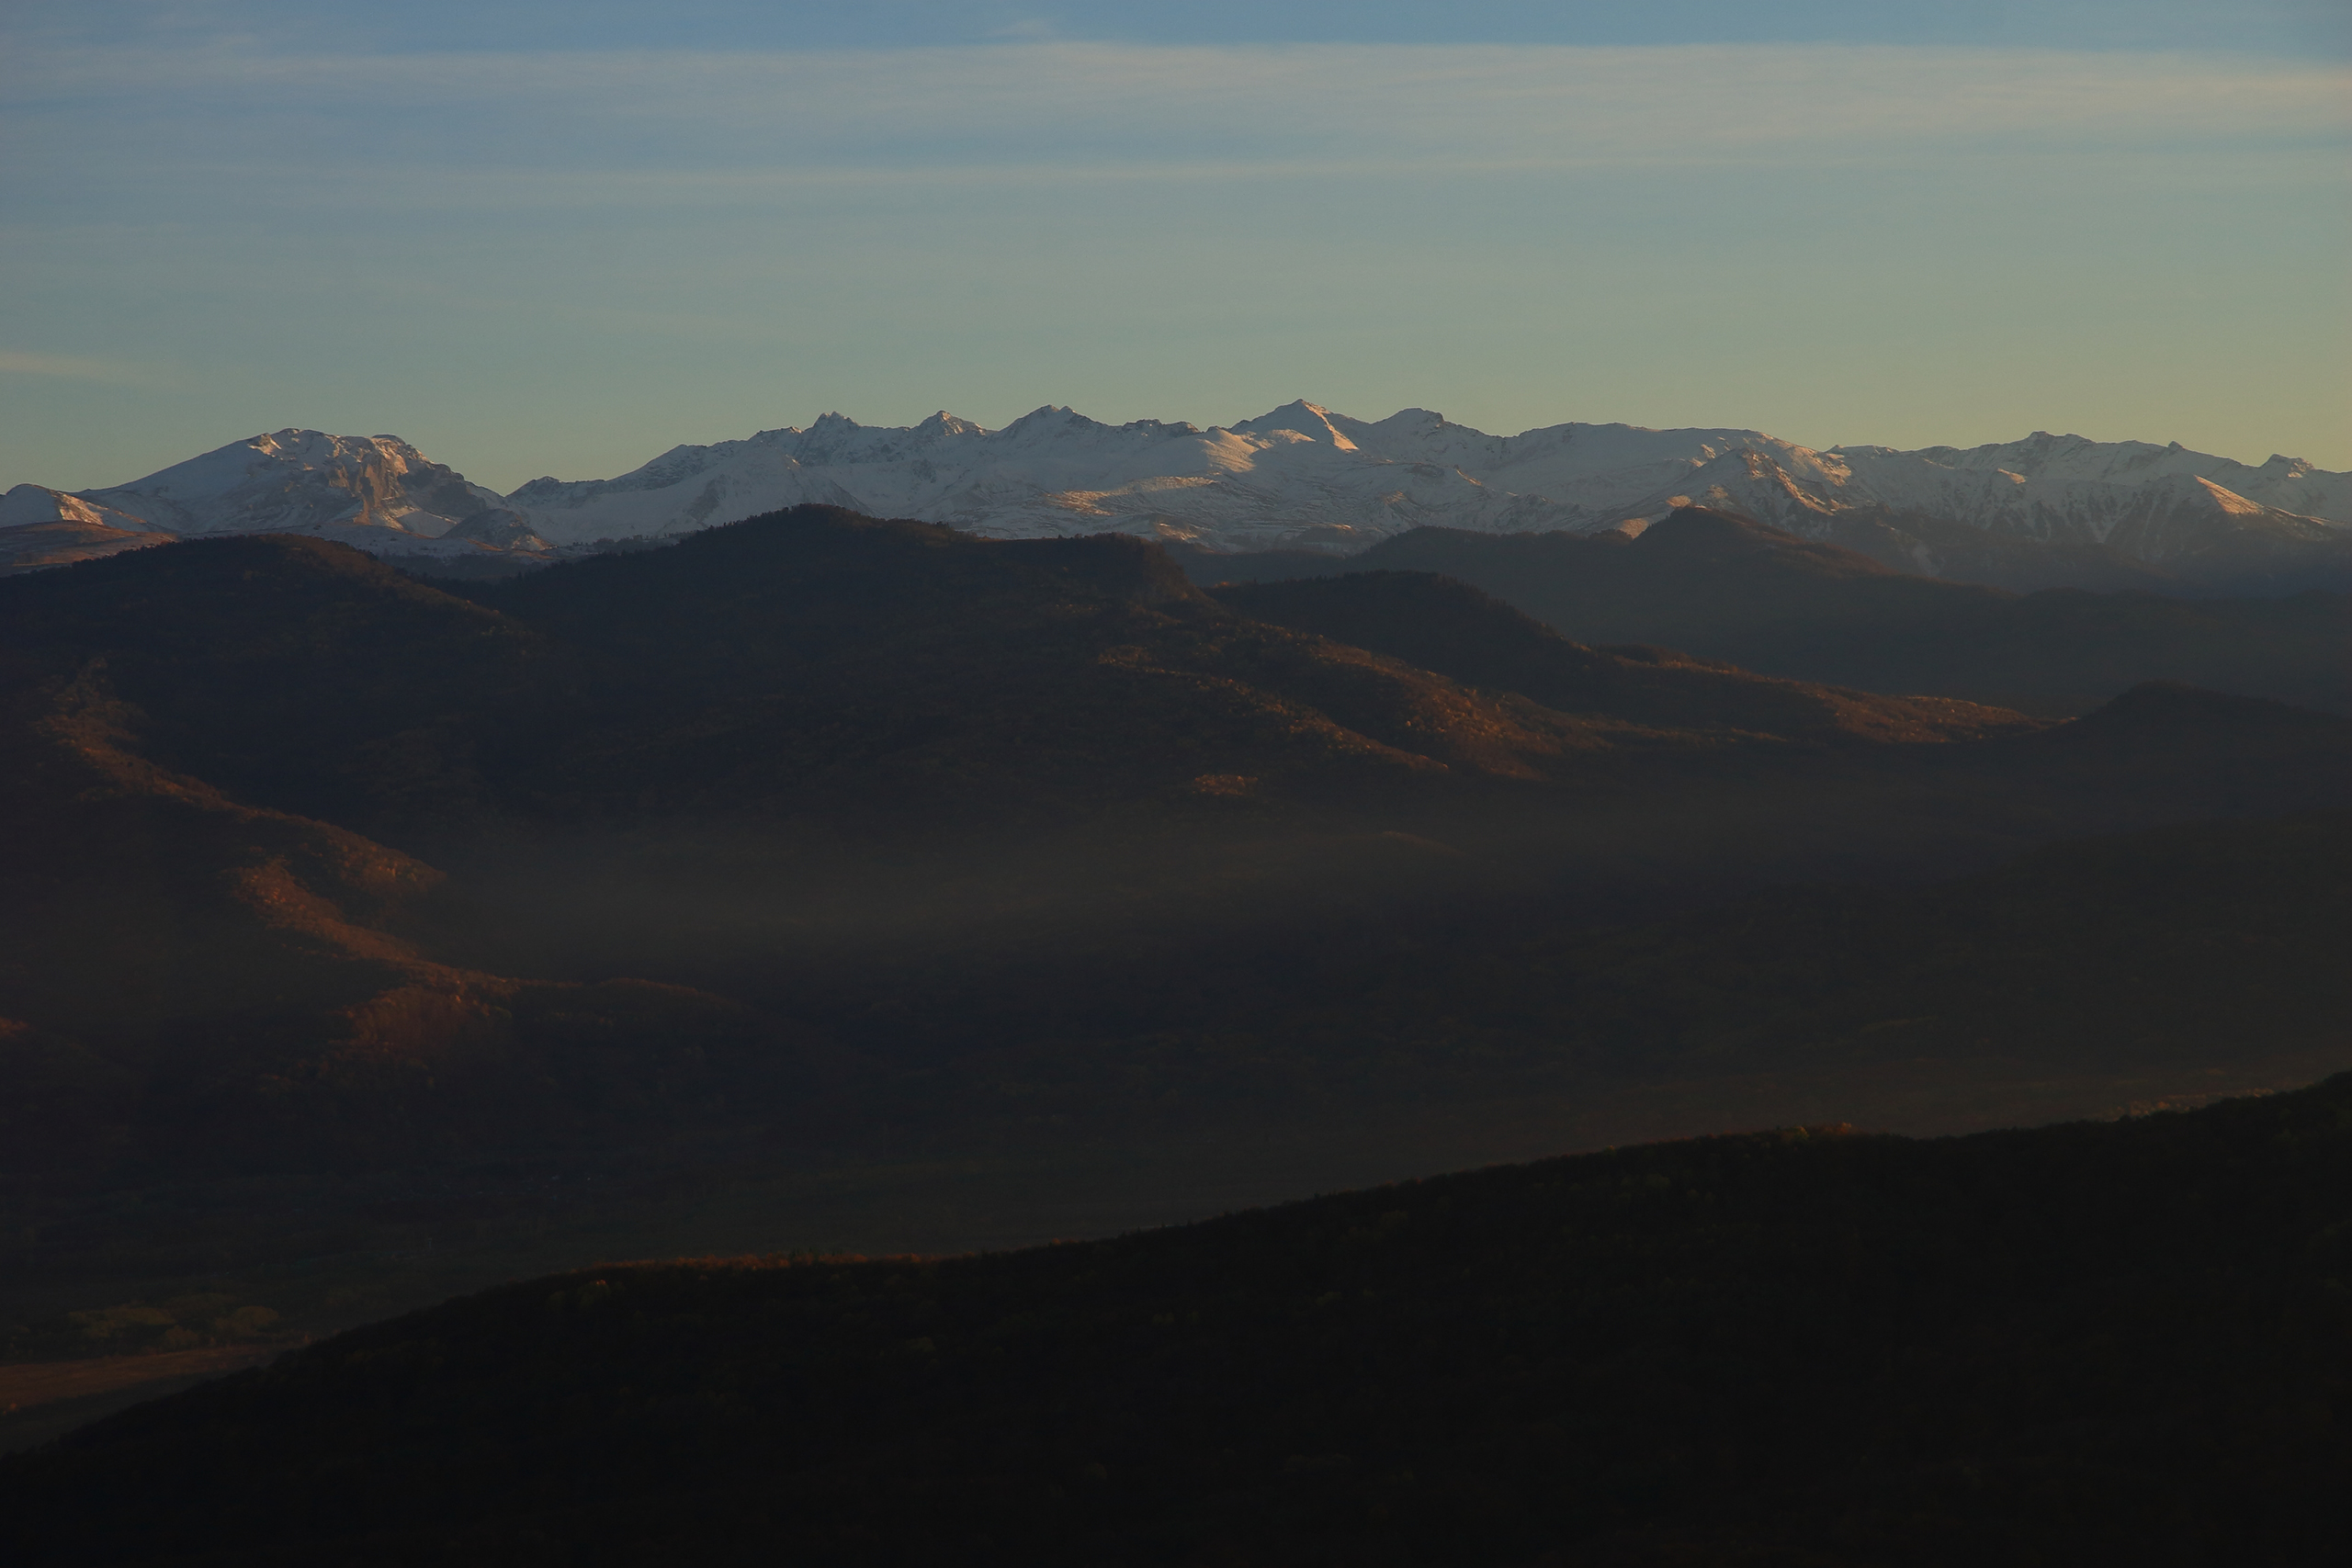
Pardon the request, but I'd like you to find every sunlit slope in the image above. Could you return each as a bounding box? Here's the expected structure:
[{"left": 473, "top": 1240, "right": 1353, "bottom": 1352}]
[
  {"left": 9, "top": 1074, "right": 2346, "bottom": 1566},
  {"left": 1250, "top": 507, "right": 2352, "bottom": 717},
  {"left": 0, "top": 611, "right": 817, "bottom": 1174}
]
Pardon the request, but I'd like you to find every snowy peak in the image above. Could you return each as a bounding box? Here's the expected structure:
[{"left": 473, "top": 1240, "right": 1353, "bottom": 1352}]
[
  {"left": 0, "top": 429, "right": 517, "bottom": 574},
  {"left": 914, "top": 411, "right": 984, "bottom": 440},
  {"left": 1886, "top": 432, "right": 2352, "bottom": 529},
  {"left": 7, "top": 406, "right": 2346, "bottom": 589},
  {"left": 69, "top": 429, "right": 504, "bottom": 541},
  {"left": 471, "top": 402, "right": 2342, "bottom": 581},
  {"left": 1230, "top": 400, "right": 1361, "bottom": 452},
  {"left": 0, "top": 483, "right": 164, "bottom": 535}
]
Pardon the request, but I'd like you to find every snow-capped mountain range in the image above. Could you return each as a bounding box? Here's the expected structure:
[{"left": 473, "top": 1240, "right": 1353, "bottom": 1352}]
[{"left": 6, "top": 403, "right": 2348, "bottom": 588}]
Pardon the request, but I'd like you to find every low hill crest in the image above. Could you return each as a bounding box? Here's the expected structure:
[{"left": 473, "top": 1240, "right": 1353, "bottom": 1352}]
[{"left": 10, "top": 1070, "right": 2346, "bottom": 1562}]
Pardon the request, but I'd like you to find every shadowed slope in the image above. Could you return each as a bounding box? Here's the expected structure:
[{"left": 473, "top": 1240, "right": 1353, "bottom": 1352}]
[
  {"left": 1192, "top": 507, "right": 2352, "bottom": 718},
  {"left": 0, "top": 532, "right": 552, "bottom": 840},
  {"left": 1213, "top": 570, "right": 2032, "bottom": 743},
  {"left": 0, "top": 513, "right": 1713, "bottom": 852},
  {"left": 0, "top": 605, "right": 816, "bottom": 1175},
  {"left": 7, "top": 1074, "right": 2346, "bottom": 1566},
  {"left": 0, "top": 513, "right": 1713, "bottom": 1178},
  {"left": 2, "top": 506, "right": 2348, "bottom": 1422},
  {"left": 5, "top": 509, "right": 2349, "bottom": 1183},
  {"left": 469, "top": 506, "right": 1710, "bottom": 819},
  {"left": 0, "top": 519, "right": 169, "bottom": 577}
]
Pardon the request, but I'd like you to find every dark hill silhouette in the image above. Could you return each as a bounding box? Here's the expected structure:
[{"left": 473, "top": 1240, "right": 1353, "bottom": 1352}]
[
  {"left": 4, "top": 510, "right": 2350, "bottom": 1190},
  {"left": 463, "top": 504, "right": 1658, "bottom": 819},
  {"left": 0, "top": 650, "right": 821, "bottom": 1174},
  {"left": 1181, "top": 507, "right": 2352, "bottom": 717},
  {"left": 1213, "top": 570, "right": 2027, "bottom": 743},
  {"left": 4, "top": 504, "right": 2350, "bottom": 1385},
  {"left": 1169, "top": 507, "right": 2331, "bottom": 597},
  {"left": 0, "top": 514, "right": 1727, "bottom": 850},
  {"left": 0, "top": 515, "right": 1731, "bottom": 1182},
  {"left": 0, "top": 517, "right": 168, "bottom": 577},
  {"left": 0, "top": 532, "right": 553, "bottom": 838},
  {"left": 1798, "top": 505, "right": 2192, "bottom": 592},
  {"left": 8, "top": 1072, "right": 2346, "bottom": 1565}
]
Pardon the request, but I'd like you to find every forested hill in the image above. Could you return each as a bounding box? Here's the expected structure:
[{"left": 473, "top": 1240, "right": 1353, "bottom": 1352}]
[
  {"left": 7, "top": 1075, "right": 2347, "bottom": 1566},
  {"left": 5, "top": 510, "right": 2350, "bottom": 1181},
  {"left": 1211, "top": 568, "right": 2008, "bottom": 743},
  {"left": 1182, "top": 508, "right": 2352, "bottom": 718}
]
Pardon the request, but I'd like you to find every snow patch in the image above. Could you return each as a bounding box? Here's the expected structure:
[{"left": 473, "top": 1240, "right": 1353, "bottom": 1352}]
[{"left": 8, "top": 409, "right": 2345, "bottom": 578}]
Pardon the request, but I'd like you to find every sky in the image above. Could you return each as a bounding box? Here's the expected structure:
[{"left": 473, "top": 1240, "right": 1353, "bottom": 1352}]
[{"left": 3, "top": 2, "right": 2347, "bottom": 494}]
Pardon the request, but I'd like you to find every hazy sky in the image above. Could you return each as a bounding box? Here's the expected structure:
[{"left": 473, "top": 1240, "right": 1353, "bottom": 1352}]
[{"left": 4, "top": 1, "right": 2346, "bottom": 492}]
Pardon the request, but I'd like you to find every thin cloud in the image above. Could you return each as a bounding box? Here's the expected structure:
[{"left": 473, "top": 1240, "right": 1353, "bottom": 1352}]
[
  {"left": 122, "top": 142, "right": 2348, "bottom": 220},
  {"left": 986, "top": 17, "right": 1062, "bottom": 42},
  {"left": 22, "top": 43, "right": 2347, "bottom": 168},
  {"left": 0, "top": 351, "right": 153, "bottom": 386}
]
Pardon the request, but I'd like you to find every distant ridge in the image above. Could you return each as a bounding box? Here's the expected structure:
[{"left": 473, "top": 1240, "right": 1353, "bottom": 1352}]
[
  {"left": 1211, "top": 565, "right": 2030, "bottom": 744},
  {"left": 6, "top": 405, "right": 2348, "bottom": 592},
  {"left": 1225, "top": 507, "right": 2352, "bottom": 718}
]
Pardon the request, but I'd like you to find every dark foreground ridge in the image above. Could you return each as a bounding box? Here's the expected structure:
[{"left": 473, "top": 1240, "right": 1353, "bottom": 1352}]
[{"left": 8, "top": 1076, "right": 2348, "bottom": 1566}]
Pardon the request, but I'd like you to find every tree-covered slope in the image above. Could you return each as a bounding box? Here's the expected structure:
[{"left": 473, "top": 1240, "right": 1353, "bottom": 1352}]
[
  {"left": 4, "top": 511, "right": 2350, "bottom": 1184},
  {"left": 1212, "top": 570, "right": 2030, "bottom": 743},
  {"left": 0, "top": 511, "right": 1731, "bottom": 849},
  {"left": 1193, "top": 508, "right": 2352, "bottom": 718},
  {"left": 7, "top": 1074, "right": 2346, "bottom": 1567}
]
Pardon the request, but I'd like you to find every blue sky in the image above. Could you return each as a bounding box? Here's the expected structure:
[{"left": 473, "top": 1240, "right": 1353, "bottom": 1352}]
[{"left": 4, "top": 2, "right": 2346, "bottom": 492}]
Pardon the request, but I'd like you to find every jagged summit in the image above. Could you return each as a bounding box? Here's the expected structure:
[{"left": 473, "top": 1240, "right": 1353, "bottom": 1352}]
[
  {"left": 5, "top": 406, "right": 2346, "bottom": 587},
  {"left": 1230, "top": 400, "right": 1363, "bottom": 451}
]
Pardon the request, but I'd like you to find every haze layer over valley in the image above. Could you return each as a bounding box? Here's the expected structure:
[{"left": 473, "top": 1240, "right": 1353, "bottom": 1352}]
[
  {"left": 8, "top": 0, "right": 2347, "bottom": 1549},
  {"left": 5, "top": 497, "right": 2348, "bottom": 1542},
  {"left": 5, "top": 504, "right": 2347, "bottom": 1257},
  {"left": 8, "top": 403, "right": 2349, "bottom": 593}
]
